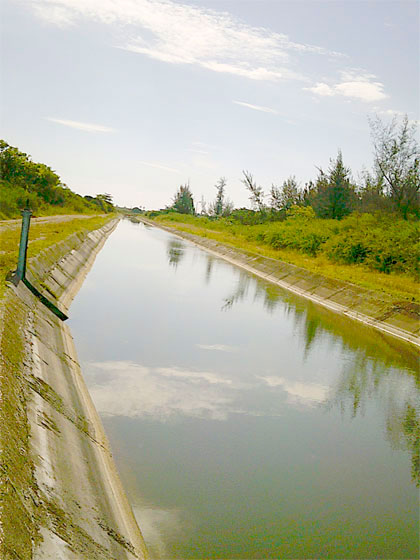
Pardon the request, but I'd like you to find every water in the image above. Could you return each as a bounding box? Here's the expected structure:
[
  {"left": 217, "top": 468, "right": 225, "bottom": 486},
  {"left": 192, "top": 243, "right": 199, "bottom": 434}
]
[{"left": 70, "top": 219, "right": 419, "bottom": 559}]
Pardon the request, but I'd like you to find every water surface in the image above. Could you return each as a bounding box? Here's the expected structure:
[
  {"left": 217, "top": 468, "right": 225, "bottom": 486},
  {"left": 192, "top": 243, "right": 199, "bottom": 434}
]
[{"left": 70, "top": 219, "right": 419, "bottom": 559}]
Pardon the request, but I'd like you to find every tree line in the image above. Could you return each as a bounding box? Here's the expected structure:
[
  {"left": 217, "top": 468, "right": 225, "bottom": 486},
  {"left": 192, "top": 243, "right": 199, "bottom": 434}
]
[
  {"left": 0, "top": 140, "right": 114, "bottom": 218},
  {"left": 163, "top": 115, "right": 419, "bottom": 222}
]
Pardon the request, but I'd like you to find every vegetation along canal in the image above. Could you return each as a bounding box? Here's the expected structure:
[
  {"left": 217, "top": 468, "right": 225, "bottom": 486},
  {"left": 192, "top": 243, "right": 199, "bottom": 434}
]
[{"left": 69, "top": 219, "right": 419, "bottom": 559}]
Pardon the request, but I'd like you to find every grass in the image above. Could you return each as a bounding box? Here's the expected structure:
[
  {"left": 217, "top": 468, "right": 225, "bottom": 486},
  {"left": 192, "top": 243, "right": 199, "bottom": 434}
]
[
  {"left": 152, "top": 214, "right": 420, "bottom": 303},
  {"left": 0, "top": 214, "right": 114, "bottom": 299}
]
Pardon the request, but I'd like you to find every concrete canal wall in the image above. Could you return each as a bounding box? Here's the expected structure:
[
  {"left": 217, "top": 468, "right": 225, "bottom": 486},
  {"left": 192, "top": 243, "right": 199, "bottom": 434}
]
[
  {"left": 143, "top": 218, "right": 420, "bottom": 348},
  {"left": 0, "top": 218, "right": 149, "bottom": 559}
]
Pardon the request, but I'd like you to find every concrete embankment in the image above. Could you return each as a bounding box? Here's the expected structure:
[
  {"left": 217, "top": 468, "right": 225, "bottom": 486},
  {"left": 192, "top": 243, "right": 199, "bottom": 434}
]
[
  {"left": 0, "top": 218, "right": 149, "bottom": 559},
  {"left": 143, "top": 218, "right": 420, "bottom": 348}
]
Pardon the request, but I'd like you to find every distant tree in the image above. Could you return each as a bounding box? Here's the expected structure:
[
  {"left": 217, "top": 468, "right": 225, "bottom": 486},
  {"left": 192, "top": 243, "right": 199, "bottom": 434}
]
[
  {"left": 241, "top": 170, "right": 266, "bottom": 213},
  {"left": 0, "top": 139, "right": 96, "bottom": 217},
  {"left": 95, "top": 193, "right": 114, "bottom": 213},
  {"left": 270, "top": 176, "right": 301, "bottom": 211},
  {"left": 369, "top": 115, "right": 419, "bottom": 218},
  {"left": 357, "top": 170, "right": 392, "bottom": 213},
  {"left": 172, "top": 183, "right": 195, "bottom": 214},
  {"left": 302, "top": 180, "right": 317, "bottom": 207},
  {"left": 214, "top": 177, "right": 226, "bottom": 217},
  {"left": 269, "top": 184, "right": 282, "bottom": 211},
  {"left": 199, "top": 195, "right": 207, "bottom": 215},
  {"left": 312, "top": 151, "right": 356, "bottom": 219},
  {"left": 208, "top": 177, "right": 234, "bottom": 217}
]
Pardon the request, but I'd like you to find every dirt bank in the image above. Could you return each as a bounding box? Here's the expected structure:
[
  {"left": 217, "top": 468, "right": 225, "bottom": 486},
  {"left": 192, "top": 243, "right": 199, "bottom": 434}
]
[
  {"left": 142, "top": 218, "right": 420, "bottom": 348},
  {"left": 0, "top": 218, "right": 149, "bottom": 559}
]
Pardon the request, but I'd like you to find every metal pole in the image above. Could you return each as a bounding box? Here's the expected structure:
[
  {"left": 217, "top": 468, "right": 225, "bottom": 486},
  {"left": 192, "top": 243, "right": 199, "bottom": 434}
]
[{"left": 16, "top": 207, "right": 32, "bottom": 280}]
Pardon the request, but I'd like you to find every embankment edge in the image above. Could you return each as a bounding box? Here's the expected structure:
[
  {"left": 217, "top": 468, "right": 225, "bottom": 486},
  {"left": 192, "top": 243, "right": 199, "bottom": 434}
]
[
  {"left": 143, "top": 218, "right": 420, "bottom": 348},
  {"left": 1, "top": 217, "right": 149, "bottom": 559}
]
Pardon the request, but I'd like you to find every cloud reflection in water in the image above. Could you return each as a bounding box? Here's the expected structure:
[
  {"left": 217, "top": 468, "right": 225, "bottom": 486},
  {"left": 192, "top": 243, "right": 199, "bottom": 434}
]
[
  {"left": 84, "top": 360, "right": 328, "bottom": 422},
  {"left": 132, "top": 505, "right": 185, "bottom": 559}
]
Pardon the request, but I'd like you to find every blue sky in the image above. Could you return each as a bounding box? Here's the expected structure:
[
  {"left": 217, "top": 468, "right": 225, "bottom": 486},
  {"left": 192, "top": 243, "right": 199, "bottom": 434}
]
[{"left": 1, "top": 0, "right": 419, "bottom": 209}]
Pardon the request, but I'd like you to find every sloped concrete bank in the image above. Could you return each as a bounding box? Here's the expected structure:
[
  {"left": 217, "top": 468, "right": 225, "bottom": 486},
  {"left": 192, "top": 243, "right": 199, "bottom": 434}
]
[
  {"left": 0, "top": 218, "right": 149, "bottom": 559},
  {"left": 143, "top": 218, "right": 420, "bottom": 348}
]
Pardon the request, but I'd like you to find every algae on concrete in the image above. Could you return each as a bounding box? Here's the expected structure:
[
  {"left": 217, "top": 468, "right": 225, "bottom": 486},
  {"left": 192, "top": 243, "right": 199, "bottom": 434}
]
[{"left": 0, "top": 216, "right": 148, "bottom": 559}]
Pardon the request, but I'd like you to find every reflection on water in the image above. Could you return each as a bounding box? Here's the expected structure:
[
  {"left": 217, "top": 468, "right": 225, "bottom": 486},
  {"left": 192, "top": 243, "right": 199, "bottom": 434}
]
[
  {"left": 132, "top": 505, "right": 185, "bottom": 559},
  {"left": 166, "top": 239, "right": 185, "bottom": 269},
  {"left": 211, "top": 251, "right": 419, "bottom": 487},
  {"left": 70, "top": 220, "right": 419, "bottom": 559}
]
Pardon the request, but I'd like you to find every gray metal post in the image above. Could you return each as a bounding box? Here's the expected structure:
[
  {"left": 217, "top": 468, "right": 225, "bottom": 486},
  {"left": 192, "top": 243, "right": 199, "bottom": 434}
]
[{"left": 16, "top": 208, "right": 32, "bottom": 280}]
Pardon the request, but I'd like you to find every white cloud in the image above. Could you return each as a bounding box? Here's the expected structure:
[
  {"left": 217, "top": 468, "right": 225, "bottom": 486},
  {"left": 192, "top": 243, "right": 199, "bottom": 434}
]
[
  {"left": 196, "top": 344, "right": 238, "bottom": 352},
  {"left": 85, "top": 361, "right": 234, "bottom": 420},
  {"left": 335, "top": 80, "right": 387, "bottom": 102},
  {"left": 233, "top": 101, "right": 278, "bottom": 114},
  {"left": 305, "top": 70, "right": 388, "bottom": 102},
  {"left": 305, "top": 83, "right": 334, "bottom": 97},
  {"left": 46, "top": 117, "right": 114, "bottom": 132},
  {"left": 259, "top": 376, "right": 328, "bottom": 404},
  {"left": 83, "top": 360, "right": 328, "bottom": 422},
  {"left": 139, "top": 161, "right": 180, "bottom": 173},
  {"left": 29, "top": 0, "right": 343, "bottom": 82}
]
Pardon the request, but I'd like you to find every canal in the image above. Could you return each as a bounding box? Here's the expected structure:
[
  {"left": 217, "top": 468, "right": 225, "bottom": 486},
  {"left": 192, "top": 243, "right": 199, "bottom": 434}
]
[{"left": 69, "top": 219, "right": 419, "bottom": 559}]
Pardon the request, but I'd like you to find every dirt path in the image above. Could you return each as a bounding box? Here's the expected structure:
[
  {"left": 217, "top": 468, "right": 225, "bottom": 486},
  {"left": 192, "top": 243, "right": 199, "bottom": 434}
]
[{"left": 0, "top": 214, "right": 104, "bottom": 233}]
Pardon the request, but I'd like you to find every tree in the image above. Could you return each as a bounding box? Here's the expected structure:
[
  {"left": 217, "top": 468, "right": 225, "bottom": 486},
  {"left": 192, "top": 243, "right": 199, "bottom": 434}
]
[
  {"left": 214, "top": 177, "right": 226, "bottom": 217},
  {"left": 199, "top": 195, "right": 207, "bottom": 215},
  {"left": 270, "top": 176, "right": 301, "bottom": 211},
  {"left": 357, "top": 170, "right": 392, "bottom": 213},
  {"left": 172, "top": 183, "right": 195, "bottom": 214},
  {"left": 312, "top": 151, "right": 355, "bottom": 219},
  {"left": 369, "top": 115, "right": 419, "bottom": 218},
  {"left": 94, "top": 193, "right": 114, "bottom": 213},
  {"left": 208, "top": 177, "right": 234, "bottom": 217},
  {"left": 242, "top": 170, "right": 265, "bottom": 213}
]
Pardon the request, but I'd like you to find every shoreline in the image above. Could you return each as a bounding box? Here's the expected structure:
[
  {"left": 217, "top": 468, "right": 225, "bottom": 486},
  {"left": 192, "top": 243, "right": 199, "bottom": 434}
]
[
  {"left": 142, "top": 217, "right": 420, "bottom": 348},
  {"left": 1, "top": 217, "right": 149, "bottom": 559}
]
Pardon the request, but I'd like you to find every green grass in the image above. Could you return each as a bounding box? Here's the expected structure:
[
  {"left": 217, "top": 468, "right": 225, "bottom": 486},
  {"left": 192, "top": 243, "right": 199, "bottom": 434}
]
[
  {"left": 152, "top": 213, "right": 420, "bottom": 303},
  {"left": 0, "top": 214, "right": 114, "bottom": 299}
]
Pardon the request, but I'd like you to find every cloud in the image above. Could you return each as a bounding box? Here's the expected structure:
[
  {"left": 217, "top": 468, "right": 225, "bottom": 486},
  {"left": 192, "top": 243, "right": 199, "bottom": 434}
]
[
  {"left": 46, "top": 117, "right": 114, "bottom": 132},
  {"left": 139, "top": 161, "right": 180, "bottom": 173},
  {"left": 133, "top": 506, "right": 184, "bottom": 559},
  {"left": 196, "top": 344, "right": 238, "bottom": 352},
  {"left": 305, "top": 70, "right": 388, "bottom": 102},
  {"left": 29, "top": 0, "right": 343, "bottom": 82},
  {"left": 83, "top": 360, "right": 329, "bottom": 422},
  {"left": 259, "top": 376, "right": 328, "bottom": 404},
  {"left": 85, "top": 361, "right": 235, "bottom": 420},
  {"left": 233, "top": 101, "right": 278, "bottom": 114}
]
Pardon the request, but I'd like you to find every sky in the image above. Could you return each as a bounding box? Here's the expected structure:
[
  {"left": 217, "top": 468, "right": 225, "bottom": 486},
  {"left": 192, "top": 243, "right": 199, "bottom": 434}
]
[{"left": 1, "top": 0, "right": 419, "bottom": 209}]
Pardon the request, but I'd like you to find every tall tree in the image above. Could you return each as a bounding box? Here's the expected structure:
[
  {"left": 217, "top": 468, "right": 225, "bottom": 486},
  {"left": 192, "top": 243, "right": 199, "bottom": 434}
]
[
  {"left": 172, "top": 183, "right": 195, "bottom": 214},
  {"left": 242, "top": 171, "right": 265, "bottom": 213},
  {"left": 270, "top": 177, "right": 301, "bottom": 211},
  {"left": 313, "top": 151, "right": 355, "bottom": 219},
  {"left": 208, "top": 177, "right": 233, "bottom": 217},
  {"left": 213, "top": 176, "right": 226, "bottom": 217},
  {"left": 369, "top": 115, "right": 419, "bottom": 218}
]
